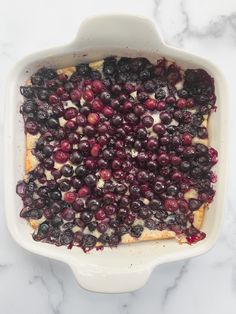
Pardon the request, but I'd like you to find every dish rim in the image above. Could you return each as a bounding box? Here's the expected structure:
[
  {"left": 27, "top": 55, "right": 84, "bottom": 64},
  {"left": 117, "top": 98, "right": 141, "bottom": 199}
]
[{"left": 3, "top": 13, "right": 229, "bottom": 293}]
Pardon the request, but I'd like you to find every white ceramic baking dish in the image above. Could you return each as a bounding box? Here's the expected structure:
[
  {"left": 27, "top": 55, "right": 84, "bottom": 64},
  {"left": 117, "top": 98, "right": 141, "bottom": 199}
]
[{"left": 4, "top": 14, "right": 228, "bottom": 293}]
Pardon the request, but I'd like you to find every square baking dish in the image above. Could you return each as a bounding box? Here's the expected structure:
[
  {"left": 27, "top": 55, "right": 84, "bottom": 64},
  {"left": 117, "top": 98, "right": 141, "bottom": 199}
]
[{"left": 4, "top": 14, "right": 228, "bottom": 293}]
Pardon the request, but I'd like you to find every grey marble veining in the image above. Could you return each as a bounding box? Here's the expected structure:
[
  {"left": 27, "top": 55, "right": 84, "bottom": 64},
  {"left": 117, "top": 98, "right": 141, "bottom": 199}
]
[
  {"left": 153, "top": 0, "right": 236, "bottom": 47},
  {"left": 1, "top": 0, "right": 236, "bottom": 313}
]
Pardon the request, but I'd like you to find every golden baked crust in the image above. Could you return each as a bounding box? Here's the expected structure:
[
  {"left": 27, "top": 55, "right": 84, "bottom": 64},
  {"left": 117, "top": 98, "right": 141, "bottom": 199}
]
[
  {"left": 24, "top": 63, "right": 209, "bottom": 246},
  {"left": 121, "top": 229, "right": 175, "bottom": 243},
  {"left": 119, "top": 204, "right": 206, "bottom": 244},
  {"left": 25, "top": 150, "right": 39, "bottom": 174},
  {"left": 193, "top": 204, "right": 206, "bottom": 229},
  {"left": 57, "top": 66, "right": 76, "bottom": 76}
]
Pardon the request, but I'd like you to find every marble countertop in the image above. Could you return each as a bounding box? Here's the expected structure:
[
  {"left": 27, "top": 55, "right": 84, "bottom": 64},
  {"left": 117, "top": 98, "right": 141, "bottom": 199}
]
[{"left": 1, "top": 0, "right": 236, "bottom": 313}]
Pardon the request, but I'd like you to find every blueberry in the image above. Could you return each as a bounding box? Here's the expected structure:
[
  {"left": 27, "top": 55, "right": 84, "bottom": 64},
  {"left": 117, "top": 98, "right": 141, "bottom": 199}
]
[
  {"left": 80, "top": 211, "right": 93, "bottom": 223},
  {"left": 84, "top": 174, "right": 97, "bottom": 186},
  {"left": 38, "top": 222, "right": 50, "bottom": 236},
  {"left": 50, "top": 190, "right": 62, "bottom": 200},
  {"left": 37, "top": 110, "right": 48, "bottom": 122},
  {"left": 75, "top": 165, "right": 87, "bottom": 177},
  {"left": 86, "top": 198, "right": 100, "bottom": 211},
  {"left": 31, "top": 75, "right": 44, "bottom": 86},
  {"left": 76, "top": 63, "right": 91, "bottom": 77},
  {"left": 61, "top": 164, "right": 73, "bottom": 177},
  {"left": 47, "top": 118, "right": 59, "bottom": 129},
  {"left": 139, "top": 69, "right": 151, "bottom": 81},
  {"left": 20, "top": 86, "right": 34, "bottom": 98},
  {"left": 22, "top": 100, "right": 36, "bottom": 113},
  {"left": 98, "top": 234, "right": 110, "bottom": 244},
  {"left": 88, "top": 222, "right": 97, "bottom": 232},
  {"left": 60, "top": 229, "right": 74, "bottom": 245},
  {"left": 37, "top": 89, "right": 49, "bottom": 100},
  {"left": 82, "top": 234, "right": 97, "bottom": 250},
  {"left": 109, "top": 233, "right": 120, "bottom": 246},
  {"left": 144, "top": 219, "right": 156, "bottom": 230},
  {"left": 117, "top": 57, "right": 131, "bottom": 73},
  {"left": 155, "top": 89, "right": 166, "bottom": 100},
  {"left": 189, "top": 199, "right": 202, "bottom": 211},
  {"left": 28, "top": 209, "right": 43, "bottom": 219},
  {"left": 130, "top": 225, "right": 143, "bottom": 238}
]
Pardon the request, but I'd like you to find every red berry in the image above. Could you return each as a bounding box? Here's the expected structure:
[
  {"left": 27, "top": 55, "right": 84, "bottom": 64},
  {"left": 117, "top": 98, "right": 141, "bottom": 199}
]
[
  {"left": 209, "top": 148, "right": 218, "bottom": 165},
  {"left": 92, "top": 99, "right": 104, "bottom": 112},
  {"left": 87, "top": 113, "right": 100, "bottom": 125},
  {"left": 64, "top": 107, "right": 78, "bottom": 120},
  {"left": 178, "top": 199, "right": 189, "bottom": 213},
  {"left": 60, "top": 140, "right": 71, "bottom": 152},
  {"left": 100, "top": 169, "right": 111, "bottom": 180},
  {"left": 123, "top": 101, "right": 133, "bottom": 112},
  {"left": 97, "top": 124, "right": 108, "bottom": 134},
  {"left": 103, "top": 106, "right": 114, "bottom": 117},
  {"left": 54, "top": 150, "right": 69, "bottom": 163},
  {"left": 186, "top": 98, "right": 195, "bottom": 108},
  {"left": 158, "top": 153, "right": 170, "bottom": 165},
  {"left": 166, "top": 96, "right": 176, "bottom": 104},
  {"left": 153, "top": 123, "right": 166, "bottom": 135},
  {"left": 181, "top": 133, "right": 192, "bottom": 146},
  {"left": 187, "top": 231, "right": 206, "bottom": 244},
  {"left": 64, "top": 192, "right": 76, "bottom": 203},
  {"left": 76, "top": 114, "right": 87, "bottom": 126},
  {"left": 164, "top": 199, "right": 179, "bottom": 212},
  {"left": 156, "top": 101, "right": 166, "bottom": 111},
  {"left": 78, "top": 186, "right": 89, "bottom": 197},
  {"left": 49, "top": 94, "right": 59, "bottom": 104},
  {"left": 171, "top": 171, "right": 183, "bottom": 182},
  {"left": 56, "top": 86, "right": 65, "bottom": 96},
  {"left": 170, "top": 155, "right": 181, "bottom": 165},
  {"left": 176, "top": 98, "right": 187, "bottom": 109},
  {"left": 95, "top": 209, "right": 106, "bottom": 221},
  {"left": 85, "top": 158, "right": 96, "bottom": 170},
  {"left": 91, "top": 144, "right": 101, "bottom": 157},
  {"left": 83, "top": 90, "right": 94, "bottom": 102},
  {"left": 112, "top": 159, "right": 121, "bottom": 170},
  {"left": 65, "top": 120, "right": 77, "bottom": 130},
  {"left": 91, "top": 80, "right": 104, "bottom": 93},
  {"left": 70, "top": 89, "right": 82, "bottom": 102},
  {"left": 145, "top": 98, "right": 157, "bottom": 110}
]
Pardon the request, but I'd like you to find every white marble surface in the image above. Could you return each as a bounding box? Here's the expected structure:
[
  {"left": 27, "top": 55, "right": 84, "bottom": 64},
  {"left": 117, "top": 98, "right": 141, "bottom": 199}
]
[{"left": 1, "top": 0, "right": 236, "bottom": 312}]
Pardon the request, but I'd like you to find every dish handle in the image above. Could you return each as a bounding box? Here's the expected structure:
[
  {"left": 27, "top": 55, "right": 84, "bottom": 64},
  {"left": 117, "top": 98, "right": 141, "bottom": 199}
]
[
  {"left": 70, "top": 264, "right": 152, "bottom": 293},
  {"left": 73, "top": 14, "right": 164, "bottom": 50}
]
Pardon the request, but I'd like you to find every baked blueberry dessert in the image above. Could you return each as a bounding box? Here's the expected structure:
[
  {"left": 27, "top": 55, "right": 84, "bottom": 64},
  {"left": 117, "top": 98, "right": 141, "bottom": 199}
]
[{"left": 16, "top": 57, "right": 218, "bottom": 251}]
